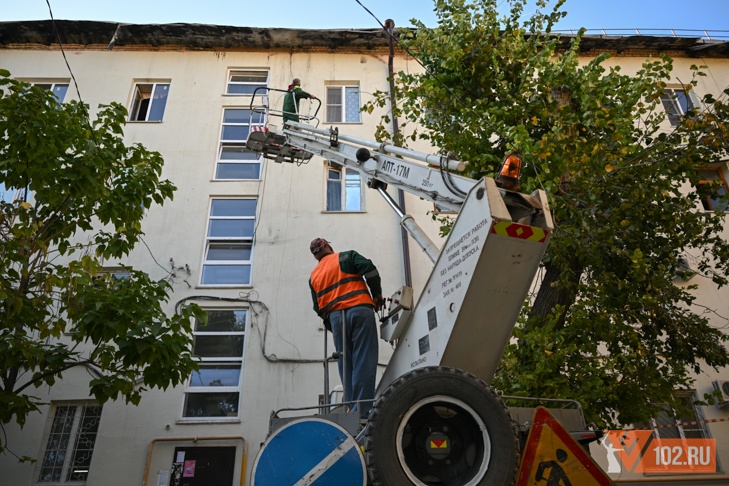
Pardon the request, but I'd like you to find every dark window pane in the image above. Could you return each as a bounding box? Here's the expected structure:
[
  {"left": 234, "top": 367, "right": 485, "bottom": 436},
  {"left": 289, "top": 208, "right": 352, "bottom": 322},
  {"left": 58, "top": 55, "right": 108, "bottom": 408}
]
[
  {"left": 326, "top": 180, "right": 342, "bottom": 211},
  {"left": 189, "top": 365, "right": 241, "bottom": 387},
  {"left": 223, "top": 109, "right": 251, "bottom": 123},
  {"left": 327, "top": 87, "right": 343, "bottom": 104},
  {"left": 208, "top": 219, "right": 254, "bottom": 238},
  {"left": 183, "top": 393, "right": 240, "bottom": 417},
  {"left": 230, "top": 72, "right": 268, "bottom": 83},
  {"left": 206, "top": 242, "right": 252, "bottom": 261},
  {"left": 216, "top": 163, "right": 261, "bottom": 180},
  {"left": 220, "top": 145, "right": 260, "bottom": 160},
  {"left": 52, "top": 84, "right": 68, "bottom": 102},
  {"left": 227, "top": 84, "right": 266, "bottom": 95},
  {"left": 198, "top": 310, "right": 247, "bottom": 332},
  {"left": 211, "top": 199, "right": 257, "bottom": 217},
  {"left": 201, "top": 264, "right": 251, "bottom": 285},
  {"left": 193, "top": 335, "right": 244, "bottom": 357},
  {"left": 148, "top": 84, "right": 169, "bottom": 122},
  {"left": 222, "top": 125, "right": 249, "bottom": 141}
]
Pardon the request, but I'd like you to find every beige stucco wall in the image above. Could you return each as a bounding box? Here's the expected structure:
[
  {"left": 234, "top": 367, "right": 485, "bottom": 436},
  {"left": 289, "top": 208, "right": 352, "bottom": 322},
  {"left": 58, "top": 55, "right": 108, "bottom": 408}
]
[{"left": 1, "top": 38, "right": 729, "bottom": 485}]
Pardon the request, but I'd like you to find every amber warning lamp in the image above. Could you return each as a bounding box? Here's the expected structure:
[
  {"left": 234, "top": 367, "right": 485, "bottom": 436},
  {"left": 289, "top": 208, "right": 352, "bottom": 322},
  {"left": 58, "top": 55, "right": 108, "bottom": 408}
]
[{"left": 495, "top": 151, "right": 523, "bottom": 192}]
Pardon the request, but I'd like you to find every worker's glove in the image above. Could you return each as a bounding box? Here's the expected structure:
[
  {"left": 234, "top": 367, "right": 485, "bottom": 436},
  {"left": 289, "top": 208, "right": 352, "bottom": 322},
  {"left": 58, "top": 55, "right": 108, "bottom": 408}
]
[{"left": 374, "top": 296, "right": 385, "bottom": 311}]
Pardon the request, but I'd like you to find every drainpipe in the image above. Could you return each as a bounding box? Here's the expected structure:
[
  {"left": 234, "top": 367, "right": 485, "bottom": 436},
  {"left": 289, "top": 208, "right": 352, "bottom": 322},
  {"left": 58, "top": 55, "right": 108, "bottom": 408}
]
[{"left": 384, "top": 19, "right": 413, "bottom": 288}]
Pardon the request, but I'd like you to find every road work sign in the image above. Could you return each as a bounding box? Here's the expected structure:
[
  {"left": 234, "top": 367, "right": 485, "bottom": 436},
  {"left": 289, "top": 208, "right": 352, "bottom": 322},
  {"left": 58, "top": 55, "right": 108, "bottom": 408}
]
[{"left": 516, "top": 406, "right": 614, "bottom": 486}]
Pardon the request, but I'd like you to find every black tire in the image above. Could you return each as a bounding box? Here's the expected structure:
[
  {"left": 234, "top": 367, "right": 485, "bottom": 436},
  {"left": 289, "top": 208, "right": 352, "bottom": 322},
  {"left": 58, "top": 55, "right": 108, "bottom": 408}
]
[{"left": 365, "top": 366, "right": 519, "bottom": 486}]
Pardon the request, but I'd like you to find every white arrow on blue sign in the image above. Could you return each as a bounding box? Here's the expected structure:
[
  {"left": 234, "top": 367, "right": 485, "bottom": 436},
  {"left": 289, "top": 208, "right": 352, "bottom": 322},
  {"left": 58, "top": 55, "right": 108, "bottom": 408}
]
[{"left": 252, "top": 417, "right": 366, "bottom": 485}]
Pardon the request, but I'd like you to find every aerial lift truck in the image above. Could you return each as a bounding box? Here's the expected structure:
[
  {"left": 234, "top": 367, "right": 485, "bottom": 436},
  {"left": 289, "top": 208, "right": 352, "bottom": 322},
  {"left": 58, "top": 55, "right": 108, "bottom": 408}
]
[{"left": 245, "top": 92, "right": 595, "bottom": 485}]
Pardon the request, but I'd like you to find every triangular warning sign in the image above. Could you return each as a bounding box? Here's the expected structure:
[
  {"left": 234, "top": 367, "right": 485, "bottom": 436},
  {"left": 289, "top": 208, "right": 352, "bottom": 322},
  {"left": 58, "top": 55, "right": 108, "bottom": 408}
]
[{"left": 516, "top": 406, "right": 614, "bottom": 486}]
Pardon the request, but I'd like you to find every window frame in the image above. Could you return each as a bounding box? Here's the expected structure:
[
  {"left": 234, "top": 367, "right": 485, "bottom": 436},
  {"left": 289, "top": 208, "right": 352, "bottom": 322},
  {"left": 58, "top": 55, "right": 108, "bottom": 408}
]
[
  {"left": 128, "top": 81, "right": 170, "bottom": 122},
  {"left": 639, "top": 391, "right": 711, "bottom": 440},
  {"left": 31, "top": 81, "right": 69, "bottom": 102},
  {"left": 325, "top": 84, "right": 361, "bottom": 124},
  {"left": 182, "top": 308, "right": 247, "bottom": 419},
  {"left": 660, "top": 86, "right": 700, "bottom": 126},
  {"left": 216, "top": 108, "right": 265, "bottom": 180},
  {"left": 325, "top": 161, "right": 365, "bottom": 212},
  {"left": 225, "top": 69, "right": 269, "bottom": 96},
  {"left": 695, "top": 165, "right": 729, "bottom": 212},
  {"left": 36, "top": 401, "right": 102, "bottom": 484},
  {"left": 200, "top": 198, "right": 257, "bottom": 286}
]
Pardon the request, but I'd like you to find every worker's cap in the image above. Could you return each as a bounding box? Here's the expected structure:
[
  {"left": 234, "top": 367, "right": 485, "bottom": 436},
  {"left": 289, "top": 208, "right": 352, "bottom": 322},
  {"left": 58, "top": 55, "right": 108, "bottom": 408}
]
[{"left": 310, "top": 238, "right": 331, "bottom": 255}]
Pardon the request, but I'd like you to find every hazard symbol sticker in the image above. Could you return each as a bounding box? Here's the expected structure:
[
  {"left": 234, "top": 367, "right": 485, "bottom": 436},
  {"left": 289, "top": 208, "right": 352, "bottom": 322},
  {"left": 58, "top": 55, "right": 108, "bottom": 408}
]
[{"left": 516, "top": 407, "right": 614, "bottom": 486}]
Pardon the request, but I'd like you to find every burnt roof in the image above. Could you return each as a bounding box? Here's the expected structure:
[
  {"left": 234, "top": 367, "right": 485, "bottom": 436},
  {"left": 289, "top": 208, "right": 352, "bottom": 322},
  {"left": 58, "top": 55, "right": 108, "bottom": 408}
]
[{"left": 0, "top": 20, "right": 727, "bottom": 57}]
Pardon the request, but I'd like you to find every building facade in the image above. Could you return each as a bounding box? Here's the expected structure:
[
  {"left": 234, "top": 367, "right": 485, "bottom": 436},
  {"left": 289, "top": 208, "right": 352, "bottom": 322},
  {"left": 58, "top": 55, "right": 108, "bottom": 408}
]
[{"left": 1, "top": 20, "right": 728, "bottom": 485}]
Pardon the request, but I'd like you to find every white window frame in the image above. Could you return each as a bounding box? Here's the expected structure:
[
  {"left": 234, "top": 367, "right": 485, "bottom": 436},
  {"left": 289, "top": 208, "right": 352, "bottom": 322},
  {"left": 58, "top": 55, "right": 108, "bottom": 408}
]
[
  {"left": 36, "top": 402, "right": 102, "bottom": 484},
  {"left": 216, "top": 108, "right": 265, "bottom": 180},
  {"left": 325, "top": 84, "right": 361, "bottom": 124},
  {"left": 695, "top": 165, "right": 729, "bottom": 212},
  {"left": 225, "top": 69, "right": 269, "bottom": 97},
  {"left": 645, "top": 392, "right": 710, "bottom": 440},
  {"left": 661, "top": 87, "right": 700, "bottom": 126},
  {"left": 129, "top": 82, "right": 170, "bottom": 122},
  {"left": 200, "top": 198, "right": 257, "bottom": 286},
  {"left": 325, "top": 161, "right": 364, "bottom": 212},
  {"left": 30, "top": 81, "right": 69, "bottom": 102},
  {"left": 182, "top": 308, "right": 247, "bottom": 419}
]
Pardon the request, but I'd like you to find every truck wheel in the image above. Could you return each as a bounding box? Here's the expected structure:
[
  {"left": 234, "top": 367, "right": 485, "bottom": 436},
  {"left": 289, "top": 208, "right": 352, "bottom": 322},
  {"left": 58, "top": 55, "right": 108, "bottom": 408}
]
[{"left": 365, "top": 366, "right": 519, "bottom": 486}]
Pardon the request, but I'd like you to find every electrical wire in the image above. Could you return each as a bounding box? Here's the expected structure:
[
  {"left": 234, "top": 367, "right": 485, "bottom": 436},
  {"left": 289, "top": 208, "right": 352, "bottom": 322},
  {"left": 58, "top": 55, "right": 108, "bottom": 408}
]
[{"left": 45, "top": 0, "right": 85, "bottom": 115}]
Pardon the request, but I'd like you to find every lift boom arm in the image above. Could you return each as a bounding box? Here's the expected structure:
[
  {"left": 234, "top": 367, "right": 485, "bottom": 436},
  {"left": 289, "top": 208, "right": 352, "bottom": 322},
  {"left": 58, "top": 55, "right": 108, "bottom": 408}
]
[{"left": 246, "top": 121, "right": 553, "bottom": 392}]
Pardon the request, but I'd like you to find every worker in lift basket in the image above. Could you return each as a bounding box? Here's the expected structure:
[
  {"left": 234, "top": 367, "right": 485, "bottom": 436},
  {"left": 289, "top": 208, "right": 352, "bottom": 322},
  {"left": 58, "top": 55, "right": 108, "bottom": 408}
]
[
  {"left": 282, "top": 78, "right": 317, "bottom": 125},
  {"left": 308, "top": 238, "right": 384, "bottom": 419}
]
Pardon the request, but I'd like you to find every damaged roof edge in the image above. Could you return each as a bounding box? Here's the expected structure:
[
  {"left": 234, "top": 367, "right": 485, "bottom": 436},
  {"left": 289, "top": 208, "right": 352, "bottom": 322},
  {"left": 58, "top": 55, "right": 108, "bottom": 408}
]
[
  {"left": 0, "top": 20, "right": 727, "bottom": 57},
  {"left": 0, "top": 20, "right": 393, "bottom": 51}
]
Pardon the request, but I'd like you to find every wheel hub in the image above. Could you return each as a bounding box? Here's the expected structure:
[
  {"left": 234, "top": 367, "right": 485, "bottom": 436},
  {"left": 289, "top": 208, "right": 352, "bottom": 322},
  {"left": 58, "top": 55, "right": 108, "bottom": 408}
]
[{"left": 425, "top": 430, "right": 451, "bottom": 461}]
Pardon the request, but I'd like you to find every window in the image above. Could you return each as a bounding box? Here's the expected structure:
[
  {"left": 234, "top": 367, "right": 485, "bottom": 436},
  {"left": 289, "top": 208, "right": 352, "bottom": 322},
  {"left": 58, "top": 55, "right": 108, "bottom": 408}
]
[
  {"left": 183, "top": 310, "right": 246, "bottom": 418},
  {"left": 226, "top": 69, "right": 268, "bottom": 96},
  {"left": 695, "top": 167, "right": 728, "bottom": 212},
  {"left": 37, "top": 402, "right": 102, "bottom": 483},
  {"left": 0, "top": 183, "right": 31, "bottom": 204},
  {"left": 33, "top": 82, "right": 69, "bottom": 102},
  {"left": 216, "top": 108, "right": 265, "bottom": 180},
  {"left": 129, "top": 82, "right": 170, "bottom": 122},
  {"left": 325, "top": 85, "right": 361, "bottom": 123},
  {"left": 201, "top": 199, "right": 256, "bottom": 285},
  {"left": 326, "top": 162, "right": 363, "bottom": 212},
  {"left": 640, "top": 393, "right": 710, "bottom": 440},
  {"left": 661, "top": 87, "right": 699, "bottom": 126}
]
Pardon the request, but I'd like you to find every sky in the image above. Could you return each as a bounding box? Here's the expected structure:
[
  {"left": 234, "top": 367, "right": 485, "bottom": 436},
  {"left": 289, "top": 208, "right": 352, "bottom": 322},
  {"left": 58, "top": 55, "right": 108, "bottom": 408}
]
[{"left": 1, "top": 0, "right": 728, "bottom": 36}]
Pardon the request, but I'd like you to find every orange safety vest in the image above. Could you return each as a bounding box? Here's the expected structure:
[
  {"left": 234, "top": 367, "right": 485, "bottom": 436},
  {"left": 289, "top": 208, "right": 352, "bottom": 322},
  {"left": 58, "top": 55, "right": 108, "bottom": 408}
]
[{"left": 311, "top": 253, "right": 374, "bottom": 316}]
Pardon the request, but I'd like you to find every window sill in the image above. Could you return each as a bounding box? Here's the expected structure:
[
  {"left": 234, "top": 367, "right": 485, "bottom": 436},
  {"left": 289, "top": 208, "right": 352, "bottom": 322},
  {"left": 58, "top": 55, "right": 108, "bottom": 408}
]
[
  {"left": 212, "top": 178, "right": 263, "bottom": 182},
  {"left": 176, "top": 418, "right": 241, "bottom": 425},
  {"left": 196, "top": 285, "right": 253, "bottom": 289},
  {"left": 322, "top": 210, "right": 367, "bottom": 214},
  {"left": 126, "top": 120, "right": 164, "bottom": 124},
  {"left": 324, "top": 122, "right": 363, "bottom": 125}
]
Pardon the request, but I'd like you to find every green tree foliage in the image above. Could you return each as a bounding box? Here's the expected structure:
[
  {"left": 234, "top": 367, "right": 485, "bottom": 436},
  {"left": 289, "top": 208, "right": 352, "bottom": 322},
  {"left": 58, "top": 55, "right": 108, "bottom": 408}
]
[
  {"left": 0, "top": 71, "right": 205, "bottom": 450},
  {"left": 367, "top": 0, "right": 729, "bottom": 426}
]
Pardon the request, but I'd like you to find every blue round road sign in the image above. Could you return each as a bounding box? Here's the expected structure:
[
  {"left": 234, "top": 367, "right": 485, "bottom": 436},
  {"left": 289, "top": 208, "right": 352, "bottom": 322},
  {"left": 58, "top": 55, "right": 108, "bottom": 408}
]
[{"left": 252, "top": 417, "right": 366, "bottom": 485}]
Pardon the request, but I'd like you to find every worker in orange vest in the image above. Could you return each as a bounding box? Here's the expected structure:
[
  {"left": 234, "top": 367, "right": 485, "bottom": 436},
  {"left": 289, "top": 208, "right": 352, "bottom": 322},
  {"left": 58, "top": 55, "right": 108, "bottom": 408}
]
[{"left": 309, "top": 238, "right": 384, "bottom": 419}]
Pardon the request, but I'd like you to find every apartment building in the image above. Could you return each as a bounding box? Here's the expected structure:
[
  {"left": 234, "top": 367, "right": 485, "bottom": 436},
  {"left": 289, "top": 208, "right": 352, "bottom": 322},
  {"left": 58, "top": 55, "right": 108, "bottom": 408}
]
[{"left": 0, "top": 20, "right": 728, "bottom": 485}]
